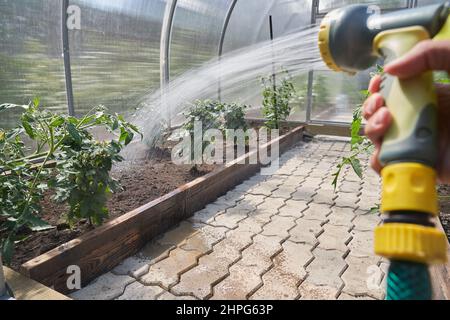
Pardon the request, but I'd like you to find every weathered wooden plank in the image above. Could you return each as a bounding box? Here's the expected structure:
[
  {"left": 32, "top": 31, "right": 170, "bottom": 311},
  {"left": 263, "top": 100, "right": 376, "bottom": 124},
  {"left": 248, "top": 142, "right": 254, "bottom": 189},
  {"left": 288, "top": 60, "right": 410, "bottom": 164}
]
[{"left": 4, "top": 267, "right": 70, "bottom": 300}]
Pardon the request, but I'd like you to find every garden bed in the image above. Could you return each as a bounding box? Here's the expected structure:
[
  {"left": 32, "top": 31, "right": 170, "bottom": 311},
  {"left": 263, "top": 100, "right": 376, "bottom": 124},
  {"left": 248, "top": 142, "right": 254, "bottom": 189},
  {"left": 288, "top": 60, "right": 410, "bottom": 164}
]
[
  {"left": 18, "top": 126, "right": 304, "bottom": 293},
  {"left": 9, "top": 151, "right": 217, "bottom": 271}
]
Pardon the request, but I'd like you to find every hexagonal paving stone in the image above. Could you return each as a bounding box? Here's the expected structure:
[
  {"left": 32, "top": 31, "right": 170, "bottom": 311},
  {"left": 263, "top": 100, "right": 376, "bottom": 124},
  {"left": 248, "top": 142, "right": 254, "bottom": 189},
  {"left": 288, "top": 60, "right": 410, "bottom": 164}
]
[
  {"left": 338, "top": 181, "right": 362, "bottom": 194},
  {"left": 262, "top": 215, "right": 296, "bottom": 239},
  {"left": 113, "top": 256, "right": 154, "bottom": 279},
  {"left": 140, "top": 248, "right": 202, "bottom": 289},
  {"left": 172, "top": 230, "right": 254, "bottom": 299},
  {"left": 157, "top": 222, "right": 201, "bottom": 247},
  {"left": 291, "top": 187, "right": 317, "bottom": 202},
  {"left": 70, "top": 273, "right": 135, "bottom": 300},
  {"left": 302, "top": 203, "right": 332, "bottom": 222},
  {"left": 305, "top": 248, "right": 347, "bottom": 289},
  {"left": 258, "top": 197, "right": 286, "bottom": 212},
  {"left": 271, "top": 186, "right": 295, "bottom": 199},
  {"left": 352, "top": 211, "right": 381, "bottom": 232},
  {"left": 289, "top": 218, "right": 323, "bottom": 246},
  {"left": 116, "top": 282, "right": 164, "bottom": 300},
  {"left": 317, "top": 224, "right": 352, "bottom": 253},
  {"left": 250, "top": 268, "right": 300, "bottom": 300},
  {"left": 348, "top": 230, "right": 376, "bottom": 259},
  {"left": 278, "top": 199, "right": 308, "bottom": 218},
  {"left": 334, "top": 192, "right": 359, "bottom": 208},
  {"left": 312, "top": 189, "right": 337, "bottom": 205},
  {"left": 298, "top": 281, "right": 340, "bottom": 300},
  {"left": 327, "top": 207, "right": 355, "bottom": 228},
  {"left": 341, "top": 256, "right": 384, "bottom": 300},
  {"left": 180, "top": 225, "right": 228, "bottom": 253},
  {"left": 211, "top": 207, "right": 250, "bottom": 229}
]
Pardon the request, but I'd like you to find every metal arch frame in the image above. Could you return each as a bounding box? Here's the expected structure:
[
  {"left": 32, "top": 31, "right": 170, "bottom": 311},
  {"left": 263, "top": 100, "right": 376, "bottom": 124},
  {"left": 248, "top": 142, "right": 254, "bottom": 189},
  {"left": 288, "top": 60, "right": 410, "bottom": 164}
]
[
  {"left": 305, "top": 0, "right": 320, "bottom": 124},
  {"left": 217, "top": 0, "right": 238, "bottom": 101},
  {"left": 160, "top": 0, "right": 178, "bottom": 90},
  {"left": 160, "top": 0, "right": 178, "bottom": 127},
  {"left": 62, "top": 0, "right": 75, "bottom": 116},
  {"left": 218, "top": 0, "right": 238, "bottom": 58}
]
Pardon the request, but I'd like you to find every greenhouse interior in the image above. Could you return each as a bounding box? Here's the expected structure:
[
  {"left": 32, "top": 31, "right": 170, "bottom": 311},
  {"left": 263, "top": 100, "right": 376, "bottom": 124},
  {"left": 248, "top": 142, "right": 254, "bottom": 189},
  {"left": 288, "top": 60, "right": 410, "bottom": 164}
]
[{"left": 1, "top": 0, "right": 449, "bottom": 303}]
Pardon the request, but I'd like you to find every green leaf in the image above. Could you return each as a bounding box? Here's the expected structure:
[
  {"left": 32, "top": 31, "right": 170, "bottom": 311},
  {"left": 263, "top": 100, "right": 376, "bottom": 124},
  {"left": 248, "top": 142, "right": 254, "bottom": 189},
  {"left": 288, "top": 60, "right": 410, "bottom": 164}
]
[
  {"left": 33, "top": 97, "right": 40, "bottom": 108},
  {"left": 22, "top": 119, "right": 35, "bottom": 139},
  {"left": 350, "top": 157, "right": 363, "bottom": 179},
  {"left": 0, "top": 103, "right": 28, "bottom": 112},
  {"left": 369, "top": 205, "right": 380, "bottom": 215},
  {"left": 67, "top": 123, "right": 82, "bottom": 145},
  {"left": 27, "top": 215, "right": 55, "bottom": 232},
  {"left": 50, "top": 116, "right": 65, "bottom": 127},
  {"left": 2, "top": 237, "right": 14, "bottom": 265}
]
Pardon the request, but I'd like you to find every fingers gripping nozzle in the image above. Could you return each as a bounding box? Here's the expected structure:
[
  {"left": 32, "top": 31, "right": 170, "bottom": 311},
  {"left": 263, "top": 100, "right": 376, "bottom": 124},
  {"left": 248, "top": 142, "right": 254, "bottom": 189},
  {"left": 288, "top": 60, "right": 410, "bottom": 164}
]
[{"left": 318, "top": 3, "right": 450, "bottom": 267}]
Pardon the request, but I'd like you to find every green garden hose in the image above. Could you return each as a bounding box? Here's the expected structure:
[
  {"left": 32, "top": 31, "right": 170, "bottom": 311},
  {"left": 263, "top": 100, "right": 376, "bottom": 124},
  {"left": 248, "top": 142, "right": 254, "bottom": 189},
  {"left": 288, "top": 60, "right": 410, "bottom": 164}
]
[{"left": 387, "top": 261, "right": 432, "bottom": 300}]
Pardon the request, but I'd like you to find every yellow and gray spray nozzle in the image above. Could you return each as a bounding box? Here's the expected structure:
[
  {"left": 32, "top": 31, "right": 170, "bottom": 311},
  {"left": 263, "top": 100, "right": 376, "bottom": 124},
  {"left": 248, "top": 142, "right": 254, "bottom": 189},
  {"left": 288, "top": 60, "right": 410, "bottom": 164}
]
[{"left": 318, "top": 2, "right": 450, "bottom": 74}]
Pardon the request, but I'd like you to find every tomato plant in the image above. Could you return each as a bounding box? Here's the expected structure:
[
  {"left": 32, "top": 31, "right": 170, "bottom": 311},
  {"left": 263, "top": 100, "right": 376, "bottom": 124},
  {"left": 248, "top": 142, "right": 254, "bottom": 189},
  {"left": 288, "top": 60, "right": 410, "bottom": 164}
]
[
  {"left": 261, "top": 70, "right": 296, "bottom": 130},
  {"left": 0, "top": 100, "right": 141, "bottom": 264}
]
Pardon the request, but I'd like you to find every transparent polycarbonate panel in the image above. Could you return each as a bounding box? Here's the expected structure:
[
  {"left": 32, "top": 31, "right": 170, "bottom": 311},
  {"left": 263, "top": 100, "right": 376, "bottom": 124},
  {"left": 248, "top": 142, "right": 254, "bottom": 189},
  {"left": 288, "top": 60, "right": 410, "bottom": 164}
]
[
  {"left": 169, "top": 0, "right": 232, "bottom": 78},
  {"left": 221, "top": 0, "right": 313, "bottom": 122},
  {"left": 0, "top": 0, "right": 66, "bottom": 128},
  {"left": 319, "top": 0, "right": 409, "bottom": 13},
  {"left": 417, "top": 0, "right": 447, "bottom": 6},
  {"left": 311, "top": 70, "right": 370, "bottom": 123},
  {"left": 223, "top": 0, "right": 312, "bottom": 54},
  {"left": 69, "top": 0, "right": 164, "bottom": 116}
]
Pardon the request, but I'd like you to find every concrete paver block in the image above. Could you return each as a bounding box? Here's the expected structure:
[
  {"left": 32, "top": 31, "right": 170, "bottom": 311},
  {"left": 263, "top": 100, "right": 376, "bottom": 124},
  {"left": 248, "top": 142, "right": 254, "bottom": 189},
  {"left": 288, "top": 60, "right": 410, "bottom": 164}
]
[
  {"left": 299, "top": 281, "right": 339, "bottom": 300},
  {"left": 140, "top": 248, "right": 201, "bottom": 289},
  {"left": 327, "top": 207, "right": 355, "bottom": 228},
  {"left": 116, "top": 282, "right": 164, "bottom": 300},
  {"left": 278, "top": 199, "right": 308, "bottom": 218},
  {"left": 291, "top": 187, "right": 317, "bottom": 202},
  {"left": 262, "top": 215, "right": 296, "bottom": 239},
  {"left": 341, "top": 256, "right": 384, "bottom": 300},
  {"left": 334, "top": 192, "right": 359, "bottom": 208},
  {"left": 305, "top": 248, "right": 346, "bottom": 288},
  {"left": 302, "top": 203, "right": 332, "bottom": 222},
  {"left": 289, "top": 218, "right": 323, "bottom": 246},
  {"left": 352, "top": 211, "right": 381, "bottom": 232},
  {"left": 70, "top": 273, "right": 135, "bottom": 300},
  {"left": 317, "top": 224, "right": 352, "bottom": 253}
]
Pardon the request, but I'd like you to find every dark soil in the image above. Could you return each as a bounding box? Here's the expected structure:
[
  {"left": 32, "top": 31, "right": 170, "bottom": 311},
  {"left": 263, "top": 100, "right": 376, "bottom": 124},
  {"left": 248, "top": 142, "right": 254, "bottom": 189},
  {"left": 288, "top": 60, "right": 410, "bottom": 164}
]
[
  {"left": 438, "top": 185, "right": 450, "bottom": 242},
  {"left": 8, "top": 149, "right": 217, "bottom": 271}
]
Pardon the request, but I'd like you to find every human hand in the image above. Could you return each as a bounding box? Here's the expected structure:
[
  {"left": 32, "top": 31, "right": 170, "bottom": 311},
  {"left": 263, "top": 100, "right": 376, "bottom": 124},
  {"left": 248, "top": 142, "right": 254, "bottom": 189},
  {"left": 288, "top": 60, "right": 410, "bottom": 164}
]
[{"left": 362, "top": 40, "right": 450, "bottom": 183}]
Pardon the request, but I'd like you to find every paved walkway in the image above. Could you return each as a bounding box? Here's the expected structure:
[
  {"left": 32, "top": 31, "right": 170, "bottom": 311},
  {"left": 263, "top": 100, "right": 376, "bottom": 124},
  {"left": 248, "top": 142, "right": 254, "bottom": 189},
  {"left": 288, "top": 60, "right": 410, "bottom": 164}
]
[{"left": 71, "top": 137, "right": 387, "bottom": 300}]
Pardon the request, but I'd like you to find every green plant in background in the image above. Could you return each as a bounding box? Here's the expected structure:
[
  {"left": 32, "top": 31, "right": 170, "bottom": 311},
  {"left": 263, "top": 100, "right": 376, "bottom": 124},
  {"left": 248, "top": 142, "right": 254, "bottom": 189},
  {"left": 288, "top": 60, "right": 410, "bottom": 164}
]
[
  {"left": 261, "top": 70, "right": 297, "bottom": 129},
  {"left": 0, "top": 100, "right": 141, "bottom": 264},
  {"left": 223, "top": 102, "right": 248, "bottom": 132},
  {"left": 332, "top": 65, "right": 384, "bottom": 190},
  {"left": 180, "top": 99, "right": 249, "bottom": 167},
  {"left": 312, "top": 74, "right": 330, "bottom": 111},
  {"left": 183, "top": 100, "right": 224, "bottom": 135}
]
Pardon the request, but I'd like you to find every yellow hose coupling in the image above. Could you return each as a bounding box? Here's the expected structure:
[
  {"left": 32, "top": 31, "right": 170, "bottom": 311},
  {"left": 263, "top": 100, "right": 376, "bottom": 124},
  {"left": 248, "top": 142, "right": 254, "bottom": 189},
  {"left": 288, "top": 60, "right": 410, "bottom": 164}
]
[
  {"left": 375, "top": 223, "right": 448, "bottom": 264},
  {"left": 381, "top": 163, "right": 438, "bottom": 215}
]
